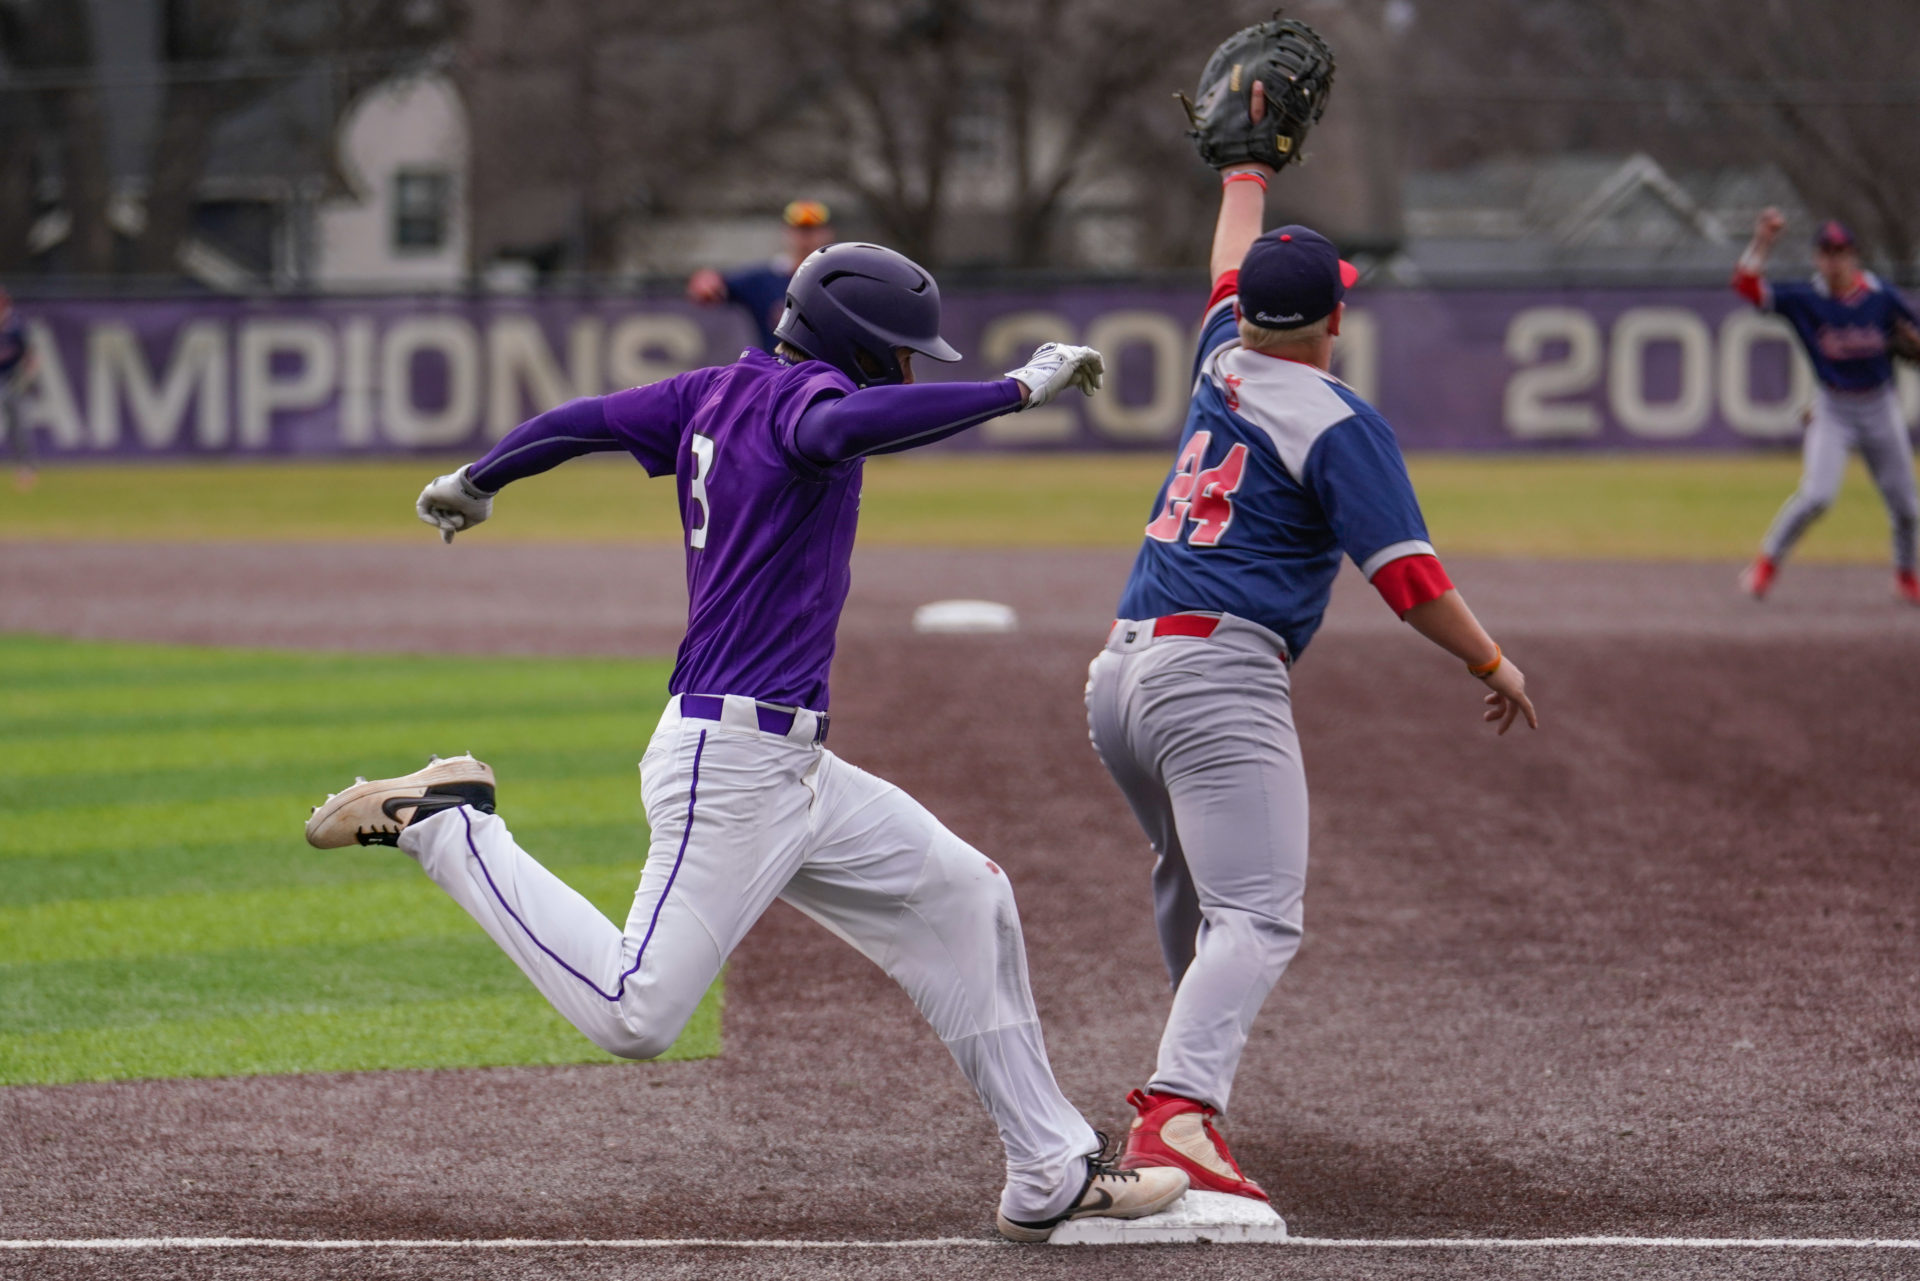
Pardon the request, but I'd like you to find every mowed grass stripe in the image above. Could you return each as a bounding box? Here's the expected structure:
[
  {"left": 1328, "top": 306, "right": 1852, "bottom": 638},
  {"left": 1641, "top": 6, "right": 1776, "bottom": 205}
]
[
  {"left": 0, "top": 730, "right": 649, "bottom": 783},
  {"left": 5, "top": 823, "right": 640, "bottom": 910},
  {"left": 1, "top": 650, "right": 661, "bottom": 731},
  {"left": 0, "top": 666, "right": 655, "bottom": 723},
  {"left": 3, "top": 862, "right": 644, "bottom": 965},
  {"left": 0, "top": 936, "right": 622, "bottom": 1034},
  {"left": 0, "top": 636, "right": 701, "bottom": 1086},
  {"left": 4, "top": 452, "right": 1917, "bottom": 560},
  {"left": 0, "top": 751, "right": 653, "bottom": 809},
  {"left": 0, "top": 989, "right": 719, "bottom": 1085},
  {"left": 2, "top": 775, "right": 649, "bottom": 862}
]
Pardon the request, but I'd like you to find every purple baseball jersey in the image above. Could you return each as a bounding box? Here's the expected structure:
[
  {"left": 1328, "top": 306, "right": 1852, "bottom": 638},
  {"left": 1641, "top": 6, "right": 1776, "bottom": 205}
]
[
  {"left": 598, "top": 349, "right": 861, "bottom": 710},
  {"left": 467, "top": 347, "right": 1024, "bottom": 712}
]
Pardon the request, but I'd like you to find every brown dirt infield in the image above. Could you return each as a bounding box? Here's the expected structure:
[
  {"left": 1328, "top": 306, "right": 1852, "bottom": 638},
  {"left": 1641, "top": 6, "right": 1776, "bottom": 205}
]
[{"left": 4, "top": 543, "right": 1919, "bottom": 1280}]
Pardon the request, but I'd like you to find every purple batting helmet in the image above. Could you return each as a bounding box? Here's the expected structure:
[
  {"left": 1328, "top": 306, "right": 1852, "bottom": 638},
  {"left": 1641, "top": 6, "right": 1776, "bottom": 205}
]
[{"left": 773, "top": 243, "right": 961, "bottom": 387}]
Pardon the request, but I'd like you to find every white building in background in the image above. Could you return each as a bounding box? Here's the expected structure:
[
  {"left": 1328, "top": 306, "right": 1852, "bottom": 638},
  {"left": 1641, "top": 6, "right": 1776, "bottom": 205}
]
[{"left": 314, "top": 74, "right": 471, "bottom": 291}]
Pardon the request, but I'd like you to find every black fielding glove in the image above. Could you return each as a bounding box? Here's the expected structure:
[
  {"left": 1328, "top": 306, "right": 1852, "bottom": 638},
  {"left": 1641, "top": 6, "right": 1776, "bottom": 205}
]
[{"left": 1178, "top": 14, "right": 1336, "bottom": 171}]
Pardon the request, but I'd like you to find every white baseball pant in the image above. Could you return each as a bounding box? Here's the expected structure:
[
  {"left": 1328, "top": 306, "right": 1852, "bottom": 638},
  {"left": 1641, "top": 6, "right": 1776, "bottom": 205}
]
[
  {"left": 1762, "top": 383, "right": 1918, "bottom": 571},
  {"left": 400, "top": 694, "right": 1099, "bottom": 1222}
]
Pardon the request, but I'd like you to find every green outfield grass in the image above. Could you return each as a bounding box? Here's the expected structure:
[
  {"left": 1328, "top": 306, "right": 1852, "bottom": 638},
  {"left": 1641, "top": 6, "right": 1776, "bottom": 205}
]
[
  {"left": 0, "top": 635, "right": 713, "bottom": 1086},
  {"left": 0, "top": 452, "right": 1913, "bottom": 561}
]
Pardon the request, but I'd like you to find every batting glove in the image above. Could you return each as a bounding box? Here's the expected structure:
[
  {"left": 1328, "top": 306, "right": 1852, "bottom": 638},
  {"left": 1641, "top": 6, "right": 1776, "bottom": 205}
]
[
  {"left": 416, "top": 466, "right": 494, "bottom": 544},
  {"left": 1005, "top": 343, "right": 1105, "bottom": 410}
]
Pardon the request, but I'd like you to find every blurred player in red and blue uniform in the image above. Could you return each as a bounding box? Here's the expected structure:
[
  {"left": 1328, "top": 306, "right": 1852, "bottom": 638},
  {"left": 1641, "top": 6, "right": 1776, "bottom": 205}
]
[
  {"left": 1084, "top": 80, "right": 1538, "bottom": 1203},
  {"left": 1733, "top": 210, "right": 1920, "bottom": 604},
  {"left": 685, "top": 200, "right": 835, "bottom": 352},
  {"left": 0, "top": 287, "right": 36, "bottom": 491}
]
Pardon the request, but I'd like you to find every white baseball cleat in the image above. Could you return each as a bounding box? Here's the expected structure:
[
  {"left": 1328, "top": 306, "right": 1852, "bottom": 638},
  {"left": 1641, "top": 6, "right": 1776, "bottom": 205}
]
[
  {"left": 994, "top": 1144, "right": 1190, "bottom": 1243},
  {"left": 305, "top": 753, "right": 496, "bottom": 849}
]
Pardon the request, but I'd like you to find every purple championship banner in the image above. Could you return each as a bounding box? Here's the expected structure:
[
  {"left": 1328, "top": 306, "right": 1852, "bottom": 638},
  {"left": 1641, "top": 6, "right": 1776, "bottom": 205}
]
[{"left": 11, "top": 288, "right": 1918, "bottom": 457}]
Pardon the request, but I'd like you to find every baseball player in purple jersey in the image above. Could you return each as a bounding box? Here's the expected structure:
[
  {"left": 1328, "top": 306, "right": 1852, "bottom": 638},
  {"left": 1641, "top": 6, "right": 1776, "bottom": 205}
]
[
  {"left": 1084, "top": 112, "right": 1539, "bottom": 1201},
  {"left": 303, "top": 242, "right": 1189, "bottom": 1241},
  {"left": 1733, "top": 210, "right": 1920, "bottom": 604}
]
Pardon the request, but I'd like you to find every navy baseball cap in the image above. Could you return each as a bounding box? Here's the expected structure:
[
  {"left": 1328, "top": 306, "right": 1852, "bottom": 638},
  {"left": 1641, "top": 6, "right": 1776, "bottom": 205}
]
[
  {"left": 1815, "top": 220, "right": 1855, "bottom": 251},
  {"left": 1238, "top": 226, "right": 1359, "bottom": 330}
]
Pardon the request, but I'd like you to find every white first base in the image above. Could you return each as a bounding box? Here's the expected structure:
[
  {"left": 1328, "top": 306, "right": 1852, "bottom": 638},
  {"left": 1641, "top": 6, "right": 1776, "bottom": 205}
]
[{"left": 1049, "top": 1190, "right": 1287, "bottom": 1245}]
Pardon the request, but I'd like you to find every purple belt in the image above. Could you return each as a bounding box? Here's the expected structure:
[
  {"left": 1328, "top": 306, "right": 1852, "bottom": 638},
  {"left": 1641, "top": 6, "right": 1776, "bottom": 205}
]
[{"left": 679, "top": 694, "right": 829, "bottom": 743}]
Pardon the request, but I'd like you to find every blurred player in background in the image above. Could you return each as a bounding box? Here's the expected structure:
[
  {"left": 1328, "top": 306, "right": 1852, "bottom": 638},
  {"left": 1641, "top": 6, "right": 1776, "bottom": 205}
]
[
  {"left": 685, "top": 200, "right": 835, "bottom": 352},
  {"left": 1733, "top": 211, "right": 1920, "bottom": 604},
  {"left": 0, "top": 288, "right": 35, "bottom": 491},
  {"left": 1086, "top": 27, "right": 1537, "bottom": 1204}
]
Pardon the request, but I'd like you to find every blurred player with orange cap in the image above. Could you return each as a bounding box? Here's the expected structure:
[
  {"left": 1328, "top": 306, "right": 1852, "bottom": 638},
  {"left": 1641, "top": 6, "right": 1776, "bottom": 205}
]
[{"left": 686, "top": 200, "right": 835, "bottom": 352}]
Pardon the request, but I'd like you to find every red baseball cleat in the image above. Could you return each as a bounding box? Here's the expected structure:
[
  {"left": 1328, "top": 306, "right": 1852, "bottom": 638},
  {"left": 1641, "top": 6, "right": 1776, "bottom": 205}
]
[
  {"left": 1119, "top": 1089, "right": 1269, "bottom": 1202},
  {"left": 1897, "top": 569, "right": 1920, "bottom": 606},
  {"left": 1739, "top": 555, "right": 1776, "bottom": 600}
]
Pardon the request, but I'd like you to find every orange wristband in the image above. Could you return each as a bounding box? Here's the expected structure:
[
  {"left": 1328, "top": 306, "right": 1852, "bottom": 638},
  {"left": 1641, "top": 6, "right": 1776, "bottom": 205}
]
[
  {"left": 1468, "top": 644, "right": 1502, "bottom": 678},
  {"left": 1222, "top": 170, "right": 1269, "bottom": 191}
]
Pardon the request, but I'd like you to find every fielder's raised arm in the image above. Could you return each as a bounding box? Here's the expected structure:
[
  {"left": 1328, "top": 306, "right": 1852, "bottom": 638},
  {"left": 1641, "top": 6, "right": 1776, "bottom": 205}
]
[{"left": 1732, "top": 206, "right": 1787, "bottom": 307}]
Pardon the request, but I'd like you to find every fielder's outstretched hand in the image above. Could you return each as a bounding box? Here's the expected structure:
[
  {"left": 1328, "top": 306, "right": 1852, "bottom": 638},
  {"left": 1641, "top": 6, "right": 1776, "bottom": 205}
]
[
  {"left": 1479, "top": 657, "right": 1538, "bottom": 735},
  {"left": 1005, "top": 343, "right": 1104, "bottom": 410},
  {"left": 416, "top": 466, "right": 493, "bottom": 544}
]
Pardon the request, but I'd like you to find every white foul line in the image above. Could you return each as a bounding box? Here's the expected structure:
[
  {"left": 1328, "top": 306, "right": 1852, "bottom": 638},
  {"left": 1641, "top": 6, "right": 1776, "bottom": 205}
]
[{"left": 4, "top": 1236, "right": 1920, "bottom": 1251}]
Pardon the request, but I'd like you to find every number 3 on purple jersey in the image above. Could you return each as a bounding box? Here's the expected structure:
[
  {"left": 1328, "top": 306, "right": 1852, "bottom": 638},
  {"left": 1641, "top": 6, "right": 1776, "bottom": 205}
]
[
  {"left": 689, "top": 432, "right": 716, "bottom": 549},
  {"left": 1144, "top": 430, "right": 1249, "bottom": 547}
]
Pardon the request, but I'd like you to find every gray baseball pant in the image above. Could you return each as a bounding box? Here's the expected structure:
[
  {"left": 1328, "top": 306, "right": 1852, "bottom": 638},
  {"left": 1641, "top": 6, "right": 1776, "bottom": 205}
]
[
  {"left": 1086, "top": 615, "right": 1307, "bottom": 1115},
  {"left": 1762, "top": 384, "right": 1918, "bottom": 572}
]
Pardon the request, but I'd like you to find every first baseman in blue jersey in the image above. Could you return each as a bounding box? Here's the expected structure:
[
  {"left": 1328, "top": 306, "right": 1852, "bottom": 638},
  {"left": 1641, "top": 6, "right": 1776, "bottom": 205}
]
[
  {"left": 1733, "top": 211, "right": 1920, "bottom": 603},
  {"left": 1087, "top": 133, "right": 1538, "bottom": 1203},
  {"left": 306, "top": 243, "right": 1192, "bottom": 1241}
]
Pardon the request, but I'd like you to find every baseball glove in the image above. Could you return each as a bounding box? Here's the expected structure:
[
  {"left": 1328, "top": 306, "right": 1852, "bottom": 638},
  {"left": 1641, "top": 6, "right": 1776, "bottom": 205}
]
[
  {"left": 1892, "top": 317, "right": 1920, "bottom": 365},
  {"left": 1178, "top": 13, "right": 1336, "bottom": 171}
]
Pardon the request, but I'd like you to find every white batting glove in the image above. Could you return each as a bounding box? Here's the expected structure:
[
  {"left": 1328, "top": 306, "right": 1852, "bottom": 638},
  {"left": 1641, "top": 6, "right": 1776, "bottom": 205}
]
[
  {"left": 1005, "top": 343, "right": 1104, "bottom": 410},
  {"left": 415, "top": 466, "right": 494, "bottom": 544}
]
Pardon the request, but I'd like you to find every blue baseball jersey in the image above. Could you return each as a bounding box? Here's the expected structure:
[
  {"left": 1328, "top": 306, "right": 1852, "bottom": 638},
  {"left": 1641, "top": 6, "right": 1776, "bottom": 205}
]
[
  {"left": 1762, "top": 272, "right": 1917, "bottom": 392},
  {"left": 602, "top": 348, "right": 860, "bottom": 711},
  {"left": 722, "top": 261, "right": 794, "bottom": 352},
  {"left": 1116, "top": 286, "right": 1434, "bottom": 661}
]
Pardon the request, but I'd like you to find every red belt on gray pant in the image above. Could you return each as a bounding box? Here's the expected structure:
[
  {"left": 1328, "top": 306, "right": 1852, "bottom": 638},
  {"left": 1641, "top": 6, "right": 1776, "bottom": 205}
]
[{"left": 1113, "top": 612, "right": 1291, "bottom": 663}]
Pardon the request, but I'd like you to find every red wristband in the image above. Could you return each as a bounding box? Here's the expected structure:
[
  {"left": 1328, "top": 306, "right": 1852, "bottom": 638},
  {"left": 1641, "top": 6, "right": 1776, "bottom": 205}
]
[{"left": 1222, "top": 170, "right": 1269, "bottom": 191}]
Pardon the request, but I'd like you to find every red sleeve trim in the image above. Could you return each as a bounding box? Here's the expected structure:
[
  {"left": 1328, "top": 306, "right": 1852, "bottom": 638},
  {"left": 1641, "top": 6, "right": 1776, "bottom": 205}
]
[
  {"left": 1732, "top": 268, "right": 1765, "bottom": 307},
  {"left": 1373, "top": 554, "right": 1454, "bottom": 617},
  {"left": 1207, "top": 270, "right": 1240, "bottom": 312}
]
